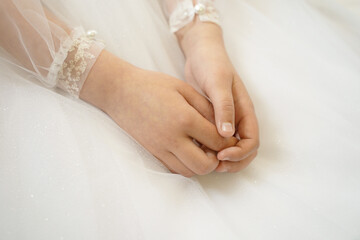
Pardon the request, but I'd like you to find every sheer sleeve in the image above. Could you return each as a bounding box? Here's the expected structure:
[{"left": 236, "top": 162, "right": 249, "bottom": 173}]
[
  {"left": 162, "top": 0, "right": 220, "bottom": 33},
  {"left": 0, "top": 0, "right": 105, "bottom": 97}
]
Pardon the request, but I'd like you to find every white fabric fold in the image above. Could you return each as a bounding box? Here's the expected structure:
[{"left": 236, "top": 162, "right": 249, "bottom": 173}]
[{"left": 1, "top": 0, "right": 360, "bottom": 239}]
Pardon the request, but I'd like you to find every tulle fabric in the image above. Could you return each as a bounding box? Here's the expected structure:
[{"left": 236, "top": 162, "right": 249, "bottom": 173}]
[
  {"left": 0, "top": 0, "right": 209, "bottom": 96},
  {"left": 1, "top": 0, "right": 360, "bottom": 239},
  {"left": 0, "top": 0, "right": 104, "bottom": 96}
]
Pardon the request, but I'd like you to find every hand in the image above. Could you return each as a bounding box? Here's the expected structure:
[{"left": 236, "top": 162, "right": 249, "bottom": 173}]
[
  {"left": 80, "top": 50, "right": 237, "bottom": 177},
  {"left": 176, "top": 21, "right": 259, "bottom": 173}
]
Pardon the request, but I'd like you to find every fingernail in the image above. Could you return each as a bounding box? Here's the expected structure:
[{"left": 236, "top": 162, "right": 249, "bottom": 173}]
[
  {"left": 221, "top": 122, "right": 233, "bottom": 133},
  {"left": 221, "top": 157, "right": 231, "bottom": 161}
]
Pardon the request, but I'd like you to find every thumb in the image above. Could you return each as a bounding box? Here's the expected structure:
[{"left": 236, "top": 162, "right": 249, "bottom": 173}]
[{"left": 208, "top": 83, "right": 235, "bottom": 138}]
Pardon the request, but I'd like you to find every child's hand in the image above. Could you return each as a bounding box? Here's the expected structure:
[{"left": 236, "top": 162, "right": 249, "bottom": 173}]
[
  {"left": 80, "top": 51, "right": 237, "bottom": 177},
  {"left": 176, "top": 22, "right": 259, "bottom": 173}
]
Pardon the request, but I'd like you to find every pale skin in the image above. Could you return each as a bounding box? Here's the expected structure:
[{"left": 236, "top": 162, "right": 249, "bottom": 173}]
[
  {"left": 176, "top": 19, "right": 259, "bottom": 173},
  {"left": 80, "top": 51, "right": 238, "bottom": 177},
  {"left": 0, "top": 1, "right": 259, "bottom": 176},
  {"left": 80, "top": 20, "right": 259, "bottom": 176}
]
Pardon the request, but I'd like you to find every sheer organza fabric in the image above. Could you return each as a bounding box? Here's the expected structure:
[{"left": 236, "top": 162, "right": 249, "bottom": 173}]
[
  {"left": 0, "top": 0, "right": 105, "bottom": 96},
  {"left": 0, "top": 0, "right": 216, "bottom": 96},
  {"left": 1, "top": 0, "right": 360, "bottom": 239}
]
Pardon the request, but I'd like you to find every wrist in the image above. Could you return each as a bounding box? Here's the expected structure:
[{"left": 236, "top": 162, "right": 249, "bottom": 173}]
[
  {"left": 79, "top": 50, "right": 135, "bottom": 113},
  {"left": 175, "top": 19, "right": 224, "bottom": 58}
]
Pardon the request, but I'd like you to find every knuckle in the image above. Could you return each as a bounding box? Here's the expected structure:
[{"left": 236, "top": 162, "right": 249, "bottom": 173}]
[
  {"left": 194, "top": 159, "right": 218, "bottom": 175},
  {"left": 213, "top": 138, "right": 226, "bottom": 151},
  {"left": 177, "top": 112, "right": 194, "bottom": 129},
  {"left": 219, "top": 98, "right": 234, "bottom": 113},
  {"left": 164, "top": 135, "right": 181, "bottom": 151},
  {"left": 213, "top": 136, "right": 236, "bottom": 151},
  {"left": 213, "top": 68, "right": 232, "bottom": 79}
]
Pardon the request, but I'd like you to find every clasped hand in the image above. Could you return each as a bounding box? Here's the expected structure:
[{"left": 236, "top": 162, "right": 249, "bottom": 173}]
[
  {"left": 80, "top": 23, "right": 259, "bottom": 177},
  {"left": 177, "top": 21, "right": 259, "bottom": 173}
]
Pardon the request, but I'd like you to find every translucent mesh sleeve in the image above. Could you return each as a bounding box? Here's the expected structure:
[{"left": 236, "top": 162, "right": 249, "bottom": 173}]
[
  {"left": 0, "top": 0, "right": 105, "bottom": 97},
  {"left": 162, "top": 0, "right": 220, "bottom": 32}
]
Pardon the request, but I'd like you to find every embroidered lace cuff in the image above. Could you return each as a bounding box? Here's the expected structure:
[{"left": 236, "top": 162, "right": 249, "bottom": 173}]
[
  {"left": 53, "top": 28, "right": 105, "bottom": 97},
  {"left": 168, "top": 0, "right": 220, "bottom": 33}
]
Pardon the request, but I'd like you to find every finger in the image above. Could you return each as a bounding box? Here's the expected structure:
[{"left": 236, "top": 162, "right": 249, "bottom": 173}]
[
  {"left": 218, "top": 75, "right": 259, "bottom": 161},
  {"left": 207, "top": 79, "right": 235, "bottom": 138},
  {"left": 236, "top": 109, "right": 259, "bottom": 143},
  {"left": 201, "top": 145, "right": 218, "bottom": 161},
  {"left": 157, "top": 151, "right": 195, "bottom": 178},
  {"left": 201, "top": 146, "right": 224, "bottom": 174},
  {"left": 232, "top": 74, "right": 254, "bottom": 119},
  {"left": 216, "top": 113, "right": 259, "bottom": 161},
  {"left": 178, "top": 83, "right": 215, "bottom": 124},
  {"left": 233, "top": 75, "right": 259, "bottom": 141},
  {"left": 172, "top": 138, "right": 219, "bottom": 175},
  {"left": 215, "top": 151, "right": 257, "bottom": 173},
  {"left": 217, "top": 138, "right": 258, "bottom": 161},
  {"left": 183, "top": 107, "right": 238, "bottom": 151}
]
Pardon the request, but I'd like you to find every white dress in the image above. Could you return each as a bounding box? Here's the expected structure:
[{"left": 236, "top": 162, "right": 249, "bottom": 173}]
[{"left": 1, "top": 0, "right": 360, "bottom": 239}]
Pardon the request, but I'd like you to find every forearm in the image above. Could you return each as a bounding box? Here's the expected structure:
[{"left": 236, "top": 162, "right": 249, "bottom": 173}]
[
  {"left": 0, "top": 0, "right": 104, "bottom": 96},
  {"left": 0, "top": 1, "right": 58, "bottom": 72}
]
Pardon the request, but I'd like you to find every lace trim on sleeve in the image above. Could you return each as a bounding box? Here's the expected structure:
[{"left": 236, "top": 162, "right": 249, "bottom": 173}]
[
  {"left": 52, "top": 28, "right": 105, "bottom": 97},
  {"left": 169, "top": 0, "right": 220, "bottom": 33}
]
